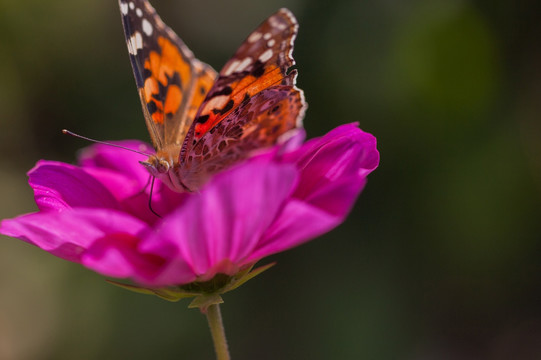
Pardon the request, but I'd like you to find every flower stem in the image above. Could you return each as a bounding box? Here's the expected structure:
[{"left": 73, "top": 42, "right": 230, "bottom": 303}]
[{"left": 206, "top": 304, "right": 231, "bottom": 360}]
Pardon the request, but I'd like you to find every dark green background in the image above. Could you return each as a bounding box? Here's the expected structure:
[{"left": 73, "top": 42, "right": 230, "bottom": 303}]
[{"left": 1, "top": 0, "right": 540, "bottom": 359}]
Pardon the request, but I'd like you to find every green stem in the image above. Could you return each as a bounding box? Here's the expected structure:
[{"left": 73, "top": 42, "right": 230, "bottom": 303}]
[{"left": 206, "top": 304, "right": 231, "bottom": 360}]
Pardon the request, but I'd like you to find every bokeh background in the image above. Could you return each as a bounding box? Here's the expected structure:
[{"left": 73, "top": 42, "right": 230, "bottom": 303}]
[{"left": 1, "top": 0, "right": 541, "bottom": 359}]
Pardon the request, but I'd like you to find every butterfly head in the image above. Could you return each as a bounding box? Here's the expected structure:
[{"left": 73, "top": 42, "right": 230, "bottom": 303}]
[
  {"left": 142, "top": 145, "right": 182, "bottom": 174},
  {"left": 139, "top": 155, "right": 170, "bottom": 177},
  {"left": 139, "top": 146, "right": 194, "bottom": 192}
]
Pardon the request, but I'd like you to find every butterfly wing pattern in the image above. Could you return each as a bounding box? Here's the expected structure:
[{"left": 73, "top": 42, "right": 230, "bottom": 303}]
[
  {"left": 119, "top": 0, "right": 217, "bottom": 156},
  {"left": 119, "top": 0, "right": 306, "bottom": 192}
]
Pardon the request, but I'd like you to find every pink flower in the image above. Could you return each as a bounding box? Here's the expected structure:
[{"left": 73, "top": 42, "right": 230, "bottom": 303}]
[{"left": 1, "top": 124, "right": 379, "bottom": 292}]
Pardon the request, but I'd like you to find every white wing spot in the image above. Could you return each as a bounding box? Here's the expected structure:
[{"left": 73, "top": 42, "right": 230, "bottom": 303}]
[
  {"left": 129, "top": 2, "right": 135, "bottom": 10},
  {"left": 263, "top": 32, "right": 272, "bottom": 40},
  {"left": 259, "top": 49, "right": 273, "bottom": 63},
  {"left": 120, "top": 2, "right": 129, "bottom": 15},
  {"left": 128, "top": 32, "right": 143, "bottom": 54},
  {"left": 127, "top": 40, "right": 136, "bottom": 55},
  {"left": 267, "top": 39, "right": 276, "bottom": 47},
  {"left": 248, "top": 32, "right": 262, "bottom": 43},
  {"left": 236, "top": 57, "right": 253, "bottom": 72},
  {"left": 142, "top": 18, "right": 153, "bottom": 36},
  {"left": 136, "top": 8, "right": 143, "bottom": 17},
  {"left": 269, "top": 17, "right": 287, "bottom": 30},
  {"left": 135, "top": 32, "right": 143, "bottom": 49},
  {"left": 201, "top": 95, "right": 229, "bottom": 114},
  {"left": 223, "top": 59, "right": 240, "bottom": 76}
]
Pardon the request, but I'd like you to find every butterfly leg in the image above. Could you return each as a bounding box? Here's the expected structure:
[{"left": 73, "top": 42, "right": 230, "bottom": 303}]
[{"left": 148, "top": 176, "right": 162, "bottom": 218}]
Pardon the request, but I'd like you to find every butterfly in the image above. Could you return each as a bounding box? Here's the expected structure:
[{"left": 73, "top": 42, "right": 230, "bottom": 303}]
[{"left": 119, "top": 0, "right": 306, "bottom": 192}]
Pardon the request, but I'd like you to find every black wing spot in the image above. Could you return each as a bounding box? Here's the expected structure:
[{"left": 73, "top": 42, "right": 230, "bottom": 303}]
[
  {"left": 251, "top": 60, "right": 265, "bottom": 78},
  {"left": 168, "top": 72, "right": 182, "bottom": 87},
  {"left": 212, "top": 86, "right": 233, "bottom": 97},
  {"left": 157, "top": 81, "right": 167, "bottom": 98},
  {"left": 220, "top": 99, "right": 234, "bottom": 114},
  {"left": 147, "top": 101, "right": 158, "bottom": 114},
  {"left": 143, "top": 68, "right": 152, "bottom": 80},
  {"left": 197, "top": 114, "right": 210, "bottom": 124}
]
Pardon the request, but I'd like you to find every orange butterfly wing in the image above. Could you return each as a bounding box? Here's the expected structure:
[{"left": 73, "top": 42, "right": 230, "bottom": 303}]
[
  {"left": 120, "top": 1, "right": 306, "bottom": 192},
  {"left": 119, "top": 0, "right": 217, "bottom": 151},
  {"left": 177, "top": 9, "right": 306, "bottom": 190}
]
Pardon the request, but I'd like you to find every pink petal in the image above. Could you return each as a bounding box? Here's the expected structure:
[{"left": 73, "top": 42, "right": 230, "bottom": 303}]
[
  {"left": 79, "top": 167, "right": 161, "bottom": 224},
  {"left": 147, "top": 182, "right": 189, "bottom": 217},
  {"left": 304, "top": 175, "right": 368, "bottom": 217},
  {"left": 140, "top": 161, "right": 298, "bottom": 286},
  {"left": 249, "top": 124, "right": 380, "bottom": 259},
  {"left": 78, "top": 140, "right": 152, "bottom": 186},
  {"left": 82, "top": 231, "right": 166, "bottom": 281},
  {"left": 29, "top": 161, "right": 120, "bottom": 212},
  {"left": 0, "top": 209, "right": 149, "bottom": 264},
  {"left": 249, "top": 199, "right": 341, "bottom": 261},
  {"left": 78, "top": 141, "right": 188, "bottom": 219},
  {"left": 81, "top": 167, "right": 144, "bottom": 201},
  {"left": 288, "top": 123, "right": 379, "bottom": 202}
]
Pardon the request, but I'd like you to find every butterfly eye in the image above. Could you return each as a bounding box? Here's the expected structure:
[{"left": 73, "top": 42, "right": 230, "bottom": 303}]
[{"left": 156, "top": 160, "right": 170, "bottom": 174}]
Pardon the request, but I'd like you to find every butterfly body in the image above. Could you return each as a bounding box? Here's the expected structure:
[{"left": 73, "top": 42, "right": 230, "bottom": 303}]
[{"left": 119, "top": 0, "right": 306, "bottom": 192}]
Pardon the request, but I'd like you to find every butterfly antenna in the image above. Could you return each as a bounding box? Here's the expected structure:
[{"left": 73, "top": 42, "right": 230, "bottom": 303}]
[
  {"left": 148, "top": 176, "right": 162, "bottom": 218},
  {"left": 62, "top": 129, "right": 152, "bottom": 157}
]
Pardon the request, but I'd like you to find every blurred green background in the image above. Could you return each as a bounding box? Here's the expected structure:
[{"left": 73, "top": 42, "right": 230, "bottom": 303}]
[{"left": 1, "top": 0, "right": 541, "bottom": 359}]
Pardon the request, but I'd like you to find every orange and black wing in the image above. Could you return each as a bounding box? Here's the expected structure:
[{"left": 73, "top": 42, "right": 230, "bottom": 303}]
[
  {"left": 180, "top": 8, "right": 306, "bottom": 164},
  {"left": 177, "top": 9, "right": 306, "bottom": 190},
  {"left": 119, "top": 0, "right": 217, "bottom": 150}
]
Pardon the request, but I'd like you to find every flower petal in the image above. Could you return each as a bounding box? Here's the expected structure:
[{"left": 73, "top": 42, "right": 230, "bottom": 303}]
[
  {"left": 249, "top": 124, "right": 380, "bottom": 259},
  {"left": 248, "top": 199, "right": 341, "bottom": 261},
  {"left": 4, "top": 124, "right": 379, "bottom": 288},
  {"left": 287, "top": 123, "right": 379, "bottom": 202},
  {"left": 81, "top": 167, "right": 144, "bottom": 201},
  {"left": 78, "top": 140, "right": 152, "bottom": 186},
  {"left": 82, "top": 230, "right": 166, "bottom": 281},
  {"left": 0, "top": 208, "right": 149, "bottom": 264},
  {"left": 303, "top": 174, "right": 367, "bottom": 217},
  {"left": 140, "top": 161, "right": 298, "bottom": 286},
  {"left": 78, "top": 141, "right": 188, "bottom": 219},
  {"left": 29, "top": 161, "right": 120, "bottom": 212}
]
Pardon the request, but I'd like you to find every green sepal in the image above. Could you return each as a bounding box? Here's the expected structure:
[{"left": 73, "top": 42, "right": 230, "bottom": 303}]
[
  {"left": 224, "top": 262, "right": 276, "bottom": 293},
  {"left": 106, "top": 280, "right": 199, "bottom": 302},
  {"left": 106, "top": 262, "right": 276, "bottom": 308}
]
